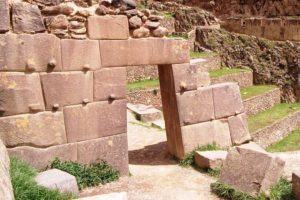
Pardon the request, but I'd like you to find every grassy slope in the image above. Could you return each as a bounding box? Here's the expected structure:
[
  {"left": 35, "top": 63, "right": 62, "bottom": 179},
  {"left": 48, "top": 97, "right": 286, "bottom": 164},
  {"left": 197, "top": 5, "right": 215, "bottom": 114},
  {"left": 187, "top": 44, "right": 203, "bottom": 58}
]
[
  {"left": 241, "top": 85, "right": 277, "bottom": 100},
  {"left": 127, "top": 79, "right": 160, "bottom": 92},
  {"left": 267, "top": 129, "right": 300, "bottom": 152},
  {"left": 209, "top": 67, "right": 252, "bottom": 78},
  {"left": 248, "top": 103, "right": 300, "bottom": 133}
]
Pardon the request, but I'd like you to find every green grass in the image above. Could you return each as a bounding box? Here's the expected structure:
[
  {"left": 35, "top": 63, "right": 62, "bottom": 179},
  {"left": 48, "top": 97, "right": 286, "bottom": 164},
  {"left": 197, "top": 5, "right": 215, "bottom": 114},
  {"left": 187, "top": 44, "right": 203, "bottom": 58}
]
[
  {"left": 51, "top": 158, "right": 120, "bottom": 190},
  {"left": 209, "top": 67, "right": 252, "bottom": 78},
  {"left": 241, "top": 85, "right": 278, "bottom": 100},
  {"left": 127, "top": 79, "right": 159, "bottom": 92},
  {"left": 267, "top": 129, "right": 300, "bottom": 152},
  {"left": 211, "top": 178, "right": 294, "bottom": 200},
  {"left": 247, "top": 103, "right": 300, "bottom": 133},
  {"left": 190, "top": 51, "right": 218, "bottom": 58},
  {"left": 10, "top": 157, "right": 73, "bottom": 200}
]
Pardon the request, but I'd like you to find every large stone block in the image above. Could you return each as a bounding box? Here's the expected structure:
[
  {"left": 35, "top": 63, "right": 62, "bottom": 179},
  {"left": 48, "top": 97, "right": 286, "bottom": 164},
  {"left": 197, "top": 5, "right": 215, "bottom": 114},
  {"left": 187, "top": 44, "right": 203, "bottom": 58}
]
[
  {"left": 181, "top": 120, "right": 232, "bottom": 154},
  {"left": 88, "top": 16, "right": 129, "bottom": 40},
  {"left": 94, "top": 68, "right": 126, "bottom": 101},
  {"left": 12, "top": 1, "right": 45, "bottom": 33},
  {"left": 8, "top": 143, "right": 77, "bottom": 170},
  {"left": 212, "top": 83, "right": 244, "bottom": 119},
  {"left": 293, "top": 171, "right": 300, "bottom": 200},
  {"left": 228, "top": 113, "right": 251, "bottom": 145},
  {"left": 61, "top": 39, "right": 101, "bottom": 71},
  {"left": 77, "top": 133, "right": 129, "bottom": 175},
  {"left": 0, "top": 33, "right": 62, "bottom": 72},
  {"left": 0, "top": 112, "right": 67, "bottom": 148},
  {"left": 176, "top": 87, "right": 214, "bottom": 126},
  {"left": 40, "top": 71, "right": 93, "bottom": 110},
  {"left": 0, "top": 0, "right": 9, "bottom": 33},
  {"left": 172, "top": 63, "right": 198, "bottom": 93},
  {"left": 100, "top": 38, "right": 189, "bottom": 67},
  {"left": 127, "top": 103, "right": 162, "bottom": 122},
  {"left": 63, "top": 100, "right": 127, "bottom": 143},
  {"left": 219, "top": 142, "right": 285, "bottom": 197},
  {"left": 195, "top": 150, "right": 227, "bottom": 170},
  {"left": 0, "top": 72, "right": 45, "bottom": 116}
]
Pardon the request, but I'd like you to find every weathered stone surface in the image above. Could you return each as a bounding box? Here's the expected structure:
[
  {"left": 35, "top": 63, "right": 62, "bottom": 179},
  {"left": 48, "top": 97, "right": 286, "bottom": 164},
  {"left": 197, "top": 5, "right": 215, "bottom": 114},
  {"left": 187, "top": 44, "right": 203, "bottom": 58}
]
[
  {"left": 35, "top": 169, "right": 79, "bottom": 195},
  {"left": 212, "top": 82, "right": 244, "bottom": 119},
  {"left": 152, "top": 26, "right": 168, "bottom": 37},
  {"left": 0, "top": 72, "right": 45, "bottom": 116},
  {"left": 293, "top": 171, "right": 300, "bottom": 200},
  {"left": 195, "top": 150, "right": 227, "bottom": 170},
  {"left": 172, "top": 63, "right": 198, "bottom": 93},
  {"left": 0, "top": 112, "right": 67, "bottom": 148},
  {"left": 100, "top": 38, "right": 189, "bottom": 67},
  {"left": 77, "top": 133, "right": 129, "bottom": 175},
  {"left": 228, "top": 113, "right": 251, "bottom": 145},
  {"left": 0, "top": 0, "right": 10, "bottom": 33},
  {"left": 40, "top": 72, "right": 93, "bottom": 110},
  {"left": 0, "top": 140, "right": 14, "bottom": 200},
  {"left": 12, "top": 2, "right": 45, "bottom": 33},
  {"left": 129, "top": 16, "right": 142, "bottom": 29},
  {"left": 177, "top": 87, "right": 214, "bottom": 125},
  {"left": 61, "top": 39, "right": 101, "bottom": 71},
  {"left": 0, "top": 33, "right": 62, "bottom": 72},
  {"left": 132, "top": 27, "right": 150, "bottom": 38},
  {"left": 45, "top": 15, "right": 69, "bottom": 30},
  {"left": 127, "top": 103, "right": 162, "bottom": 122},
  {"left": 219, "top": 142, "right": 285, "bottom": 197},
  {"left": 79, "top": 192, "right": 128, "bottom": 200},
  {"left": 8, "top": 143, "right": 77, "bottom": 170},
  {"left": 94, "top": 68, "right": 126, "bottom": 101},
  {"left": 64, "top": 100, "right": 126, "bottom": 143},
  {"left": 181, "top": 120, "right": 232, "bottom": 154},
  {"left": 88, "top": 16, "right": 129, "bottom": 40},
  {"left": 145, "top": 21, "right": 160, "bottom": 29}
]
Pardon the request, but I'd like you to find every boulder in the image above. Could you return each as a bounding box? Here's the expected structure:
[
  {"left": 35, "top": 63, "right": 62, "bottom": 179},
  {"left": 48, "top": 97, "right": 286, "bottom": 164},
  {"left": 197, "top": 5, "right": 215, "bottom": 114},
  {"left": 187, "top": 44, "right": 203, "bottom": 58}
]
[
  {"left": 219, "top": 142, "right": 285, "bottom": 197},
  {"left": 293, "top": 171, "right": 300, "bottom": 200},
  {"left": 228, "top": 113, "right": 251, "bottom": 145},
  {"left": 132, "top": 27, "right": 150, "bottom": 38},
  {"left": 127, "top": 103, "right": 162, "bottom": 122},
  {"left": 195, "top": 150, "right": 227, "bottom": 170},
  {"left": 129, "top": 16, "right": 142, "bottom": 29},
  {"left": 152, "top": 26, "right": 168, "bottom": 37}
]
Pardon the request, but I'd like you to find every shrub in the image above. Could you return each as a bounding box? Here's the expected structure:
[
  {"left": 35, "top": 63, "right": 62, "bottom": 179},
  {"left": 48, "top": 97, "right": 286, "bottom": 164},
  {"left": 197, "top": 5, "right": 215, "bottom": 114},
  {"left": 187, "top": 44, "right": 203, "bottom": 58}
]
[{"left": 50, "top": 158, "right": 120, "bottom": 190}]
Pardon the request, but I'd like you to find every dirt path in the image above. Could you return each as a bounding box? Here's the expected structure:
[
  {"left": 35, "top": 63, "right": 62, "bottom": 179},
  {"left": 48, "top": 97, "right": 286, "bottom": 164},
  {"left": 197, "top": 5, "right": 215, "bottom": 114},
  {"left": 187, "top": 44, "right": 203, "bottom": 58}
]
[{"left": 80, "top": 111, "right": 218, "bottom": 199}]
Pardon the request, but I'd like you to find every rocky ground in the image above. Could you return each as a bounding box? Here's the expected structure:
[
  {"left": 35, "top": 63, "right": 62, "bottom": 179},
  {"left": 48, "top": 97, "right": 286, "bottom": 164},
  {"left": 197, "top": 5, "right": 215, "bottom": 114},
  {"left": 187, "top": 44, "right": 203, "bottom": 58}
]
[{"left": 79, "top": 111, "right": 219, "bottom": 199}]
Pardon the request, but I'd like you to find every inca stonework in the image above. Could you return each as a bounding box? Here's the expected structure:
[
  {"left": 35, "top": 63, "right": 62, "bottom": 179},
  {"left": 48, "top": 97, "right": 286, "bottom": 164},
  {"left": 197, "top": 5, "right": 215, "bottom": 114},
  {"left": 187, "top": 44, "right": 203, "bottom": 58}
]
[{"left": 0, "top": 0, "right": 252, "bottom": 174}]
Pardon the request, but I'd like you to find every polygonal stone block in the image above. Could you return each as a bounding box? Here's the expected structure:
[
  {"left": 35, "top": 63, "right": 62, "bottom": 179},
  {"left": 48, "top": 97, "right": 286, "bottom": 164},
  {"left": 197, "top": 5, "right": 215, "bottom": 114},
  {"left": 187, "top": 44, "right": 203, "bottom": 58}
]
[
  {"left": 88, "top": 15, "right": 129, "bottom": 40},
  {"left": 219, "top": 142, "right": 285, "bottom": 197},
  {"left": 35, "top": 169, "right": 79, "bottom": 195},
  {"left": 77, "top": 133, "right": 129, "bottom": 175},
  {"left": 212, "top": 82, "right": 244, "bottom": 119},
  {"left": 293, "top": 171, "right": 300, "bottom": 200},
  {"left": 172, "top": 63, "right": 198, "bottom": 93},
  {"left": 40, "top": 71, "right": 93, "bottom": 110},
  {"left": 195, "top": 150, "right": 228, "bottom": 170},
  {"left": 127, "top": 103, "right": 162, "bottom": 122},
  {"left": 228, "top": 113, "right": 251, "bottom": 145},
  {"left": 63, "top": 100, "right": 126, "bottom": 143},
  {"left": 0, "top": 112, "right": 67, "bottom": 148},
  {"left": 8, "top": 143, "right": 77, "bottom": 170},
  {"left": 0, "top": 0, "right": 9, "bottom": 33},
  {"left": 176, "top": 87, "right": 214, "bottom": 126},
  {"left": 94, "top": 67, "right": 126, "bottom": 101},
  {"left": 0, "top": 33, "right": 62, "bottom": 72},
  {"left": 0, "top": 72, "right": 45, "bottom": 116},
  {"left": 61, "top": 39, "right": 101, "bottom": 71}
]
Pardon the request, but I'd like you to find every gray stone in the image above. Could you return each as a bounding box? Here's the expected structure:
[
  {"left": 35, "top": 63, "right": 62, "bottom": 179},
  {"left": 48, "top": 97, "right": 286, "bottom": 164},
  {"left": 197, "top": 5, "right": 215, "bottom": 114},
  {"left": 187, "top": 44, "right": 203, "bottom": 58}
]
[
  {"left": 195, "top": 150, "right": 227, "bottom": 170},
  {"left": 0, "top": 0, "right": 10, "bottom": 33},
  {"left": 35, "top": 169, "right": 79, "bottom": 195},
  {"left": 127, "top": 103, "right": 162, "bottom": 122}
]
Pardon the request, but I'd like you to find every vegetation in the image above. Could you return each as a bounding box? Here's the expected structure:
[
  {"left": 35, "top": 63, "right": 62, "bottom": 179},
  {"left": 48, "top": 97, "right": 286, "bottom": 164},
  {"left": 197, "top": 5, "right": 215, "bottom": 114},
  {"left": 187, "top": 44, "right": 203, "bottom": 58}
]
[
  {"left": 10, "top": 157, "right": 73, "bottom": 200},
  {"left": 211, "top": 178, "right": 294, "bottom": 200},
  {"left": 247, "top": 103, "right": 300, "bottom": 133},
  {"left": 190, "top": 51, "right": 218, "bottom": 59},
  {"left": 267, "top": 129, "right": 300, "bottom": 152},
  {"left": 240, "top": 85, "right": 278, "bottom": 100},
  {"left": 51, "top": 158, "right": 120, "bottom": 190},
  {"left": 209, "top": 67, "right": 252, "bottom": 78},
  {"left": 127, "top": 79, "right": 159, "bottom": 92}
]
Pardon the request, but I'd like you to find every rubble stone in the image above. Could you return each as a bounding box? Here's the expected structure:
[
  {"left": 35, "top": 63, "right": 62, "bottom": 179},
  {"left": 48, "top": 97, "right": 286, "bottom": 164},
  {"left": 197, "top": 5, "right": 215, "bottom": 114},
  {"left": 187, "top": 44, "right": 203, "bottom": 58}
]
[
  {"left": 195, "top": 150, "right": 228, "bottom": 170},
  {"left": 129, "top": 16, "right": 142, "bottom": 28},
  {"left": 132, "top": 27, "right": 150, "bottom": 38},
  {"left": 145, "top": 21, "right": 160, "bottom": 29},
  {"left": 152, "top": 26, "right": 168, "bottom": 37}
]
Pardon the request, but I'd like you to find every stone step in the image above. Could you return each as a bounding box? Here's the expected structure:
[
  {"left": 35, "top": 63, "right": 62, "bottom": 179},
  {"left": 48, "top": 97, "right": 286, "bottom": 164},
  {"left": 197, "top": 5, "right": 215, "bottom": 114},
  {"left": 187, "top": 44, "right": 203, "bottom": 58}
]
[
  {"left": 195, "top": 150, "right": 228, "bottom": 170},
  {"left": 127, "top": 103, "right": 162, "bottom": 123},
  {"left": 209, "top": 67, "right": 253, "bottom": 88},
  {"left": 241, "top": 85, "right": 281, "bottom": 116}
]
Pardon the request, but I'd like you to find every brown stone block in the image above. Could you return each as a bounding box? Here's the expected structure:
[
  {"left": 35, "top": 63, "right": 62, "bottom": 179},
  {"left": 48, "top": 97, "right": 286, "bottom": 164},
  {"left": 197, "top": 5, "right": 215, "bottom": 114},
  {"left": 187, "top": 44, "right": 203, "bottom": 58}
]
[
  {"left": 8, "top": 143, "right": 77, "bottom": 170},
  {"left": 0, "top": 0, "right": 9, "bottom": 33},
  {"left": 195, "top": 150, "right": 227, "bottom": 170},
  {"left": 63, "top": 100, "right": 127, "bottom": 142},
  {"left": 228, "top": 113, "right": 251, "bottom": 145},
  {"left": 94, "top": 68, "right": 126, "bottom": 101},
  {"left": 172, "top": 63, "right": 198, "bottom": 93},
  {"left": 0, "top": 33, "right": 62, "bottom": 72},
  {"left": 293, "top": 171, "right": 300, "bottom": 200},
  {"left": 40, "top": 71, "right": 93, "bottom": 110},
  {"left": 88, "top": 15, "right": 129, "bottom": 40},
  {"left": 77, "top": 133, "right": 129, "bottom": 175},
  {"left": 177, "top": 87, "right": 214, "bottom": 126},
  {"left": 212, "top": 83, "right": 244, "bottom": 119},
  {"left": 61, "top": 39, "right": 101, "bottom": 71},
  {"left": 0, "top": 72, "right": 45, "bottom": 116},
  {"left": 0, "top": 112, "right": 67, "bottom": 148}
]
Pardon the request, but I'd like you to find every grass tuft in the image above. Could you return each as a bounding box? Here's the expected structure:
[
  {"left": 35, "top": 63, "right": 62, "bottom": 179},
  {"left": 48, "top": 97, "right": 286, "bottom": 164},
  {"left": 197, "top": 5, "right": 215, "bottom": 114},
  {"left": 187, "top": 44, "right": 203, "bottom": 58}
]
[
  {"left": 10, "top": 157, "right": 73, "bottom": 200},
  {"left": 127, "top": 79, "right": 159, "bottom": 92},
  {"left": 209, "top": 67, "right": 252, "bottom": 78},
  {"left": 51, "top": 158, "right": 120, "bottom": 190},
  {"left": 241, "top": 85, "right": 278, "bottom": 100},
  {"left": 269, "top": 178, "right": 295, "bottom": 200},
  {"left": 267, "top": 129, "right": 300, "bottom": 152}
]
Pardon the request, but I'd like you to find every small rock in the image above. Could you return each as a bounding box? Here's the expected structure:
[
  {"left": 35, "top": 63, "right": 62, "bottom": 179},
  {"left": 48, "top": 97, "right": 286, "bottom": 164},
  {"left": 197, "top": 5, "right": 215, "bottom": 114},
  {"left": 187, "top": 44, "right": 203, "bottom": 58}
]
[
  {"left": 70, "top": 27, "right": 86, "bottom": 34},
  {"left": 123, "top": 0, "right": 136, "bottom": 9},
  {"left": 195, "top": 151, "right": 227, "bottom": 170},
  {"left": 96, "top": 5, "right": 111, "bottom": 15},
  {"left": 145, "top": 20, "right": 160, "bottom": 29},
  {"left": 141, "top": 9, "right": 151, "bottom": 17},
  {"left": 78, "top": 10, "right": 91, "bottom": 17},
  {"left": 152, "top": 26, "right": 168, "bottom": 37},
  {"left": 148, "top": 15, "right": 164, "bottom": 21},
  {"left": 129, "top": 16, "right": 142, "bottom": 29},
  {"left": 70, "top": 33, "right": 87, "bottom": 40},
  {"left": 45, "top": 15, "right": 69, "bottom": 30},
  {"left": 69, "top": 15, "right": 86, "bottom": 22},
  {"left": 124, "top": 9, "right": 138, "bottom": 17},
  {"left": 41, "top": 6, "right": 61, "bottom": 15},
  {"left": 59, "top": 4, "right": 74, "bottom": 15},
  {"left": 132, "top": 27, "right": 150, "bottom": 38},
  {"left": 70, "top": 21, "right": 85, "bottom": 29},
  {"left": 141, "top": 16, "right": 148, "bottom": 22}
]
